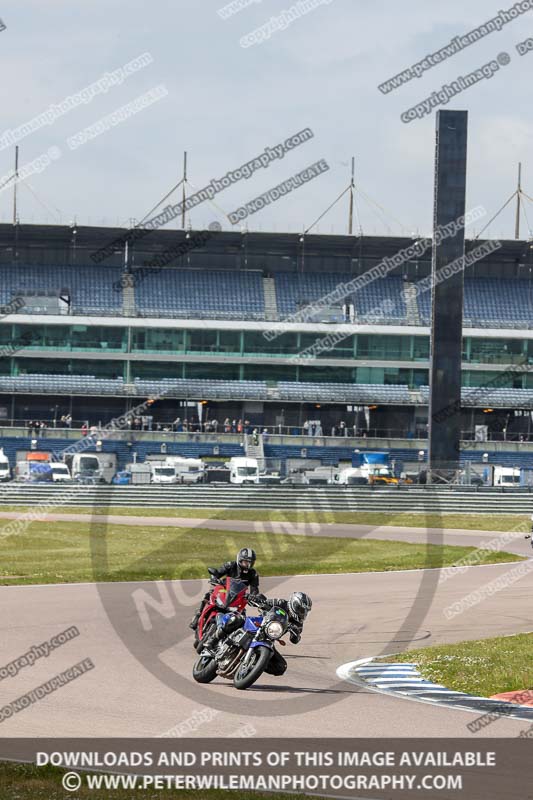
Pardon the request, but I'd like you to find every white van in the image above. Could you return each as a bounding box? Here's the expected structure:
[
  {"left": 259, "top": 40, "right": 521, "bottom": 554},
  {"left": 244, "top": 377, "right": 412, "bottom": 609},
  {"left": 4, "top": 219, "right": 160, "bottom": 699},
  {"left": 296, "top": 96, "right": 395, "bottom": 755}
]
[
  {"left": 50, "top": 462, "right": 71, "bottom": 482},
  {"left": 0, "top": 448, "right": 10, "bottom": 482},
  {"left": 165, "top": 457, "right": 206, "bottom": 484},
  {"left": 150, "top": 463, "right": 179, "bottom": 484},
  {"left": 227, "top": 457, "right": 259, "bottom": 485}
]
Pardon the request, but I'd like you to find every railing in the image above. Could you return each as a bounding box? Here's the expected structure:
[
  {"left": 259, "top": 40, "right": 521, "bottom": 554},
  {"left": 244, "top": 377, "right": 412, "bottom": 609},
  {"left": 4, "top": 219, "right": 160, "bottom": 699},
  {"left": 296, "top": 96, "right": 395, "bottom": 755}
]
[{"left": 1, "top": 421, "right": 533, "bottom": 447}]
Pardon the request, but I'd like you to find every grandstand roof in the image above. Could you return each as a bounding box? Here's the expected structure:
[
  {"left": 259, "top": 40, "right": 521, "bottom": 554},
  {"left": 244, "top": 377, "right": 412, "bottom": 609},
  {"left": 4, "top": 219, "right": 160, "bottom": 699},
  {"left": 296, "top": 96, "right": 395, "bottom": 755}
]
[{"left": 0, "top": 224, "right": 529, "bottom": 274}]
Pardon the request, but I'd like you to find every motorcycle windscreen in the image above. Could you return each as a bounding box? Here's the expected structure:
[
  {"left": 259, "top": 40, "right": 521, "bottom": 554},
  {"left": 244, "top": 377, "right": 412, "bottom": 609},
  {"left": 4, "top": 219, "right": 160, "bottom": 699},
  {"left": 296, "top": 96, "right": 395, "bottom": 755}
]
[{"left": 224, "top": 577, "right": 248, "bottom": 606}]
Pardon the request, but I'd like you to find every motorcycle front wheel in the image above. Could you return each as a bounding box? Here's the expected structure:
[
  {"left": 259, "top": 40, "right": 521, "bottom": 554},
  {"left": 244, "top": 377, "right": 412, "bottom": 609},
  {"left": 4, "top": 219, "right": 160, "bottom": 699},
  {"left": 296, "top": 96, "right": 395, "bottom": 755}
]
[
  {"left": 233, "top": 647, "right": 272, "bottom": 690},
  {"left": 192, "top": 654, "right": 218, "bottom": 683}
]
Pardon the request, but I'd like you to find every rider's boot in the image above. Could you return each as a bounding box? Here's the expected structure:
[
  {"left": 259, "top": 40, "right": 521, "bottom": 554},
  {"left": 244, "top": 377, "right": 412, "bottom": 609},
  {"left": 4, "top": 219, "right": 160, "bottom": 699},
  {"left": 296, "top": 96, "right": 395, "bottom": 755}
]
[
  {"left": 189, "top": 609, "right": 201, "bottom": 630},
  {"left": 202, "top": 628, "right": 224, "bottom": 658}
]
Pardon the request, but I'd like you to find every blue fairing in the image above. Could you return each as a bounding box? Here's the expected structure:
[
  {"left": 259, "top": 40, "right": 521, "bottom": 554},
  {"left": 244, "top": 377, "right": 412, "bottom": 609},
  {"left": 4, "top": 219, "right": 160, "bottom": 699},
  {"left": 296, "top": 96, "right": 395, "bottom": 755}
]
[
  {"left": 243, "top": 616, "right": 263, "bottom": 631},
  {"left": 242, "top": 615, "right": 273, "bottom": 649}
]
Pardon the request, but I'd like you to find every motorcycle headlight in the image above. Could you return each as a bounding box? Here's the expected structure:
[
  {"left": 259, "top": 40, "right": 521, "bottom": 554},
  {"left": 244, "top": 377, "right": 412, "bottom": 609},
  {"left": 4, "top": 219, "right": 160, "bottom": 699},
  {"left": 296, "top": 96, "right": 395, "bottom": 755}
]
[{"left": 265, "top": 621, "right": 284, "bottom": 640}]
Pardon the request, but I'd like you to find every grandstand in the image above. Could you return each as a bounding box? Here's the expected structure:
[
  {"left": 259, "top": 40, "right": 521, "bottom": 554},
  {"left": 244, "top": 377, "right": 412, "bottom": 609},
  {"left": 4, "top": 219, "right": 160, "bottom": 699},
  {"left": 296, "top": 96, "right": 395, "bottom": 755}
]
[{"left": 0, "top": 223, "right": 532, "bottom": 456}]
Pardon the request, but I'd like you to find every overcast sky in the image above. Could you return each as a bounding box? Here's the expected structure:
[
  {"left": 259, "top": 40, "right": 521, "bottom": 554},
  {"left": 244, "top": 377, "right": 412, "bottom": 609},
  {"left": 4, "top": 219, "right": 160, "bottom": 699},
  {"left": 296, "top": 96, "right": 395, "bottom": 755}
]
[{"left": 1, "top": 0, "right": 532, "bottom": 239}]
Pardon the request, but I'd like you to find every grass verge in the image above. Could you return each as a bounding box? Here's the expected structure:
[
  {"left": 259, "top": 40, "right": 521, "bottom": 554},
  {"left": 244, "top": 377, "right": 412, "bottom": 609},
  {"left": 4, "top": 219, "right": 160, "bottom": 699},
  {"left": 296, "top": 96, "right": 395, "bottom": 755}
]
[
  {"left": 0, "top": 763, "right": 321, "bottom": 800},
  {"left": 378, "top": 632, "right": 533, "bottom": 697},
  {"left": 0, "top": 521, "right": 523, "bottom": 585},
  {"left": 0, "top": 507, "right": 530, "bottom": 532}
]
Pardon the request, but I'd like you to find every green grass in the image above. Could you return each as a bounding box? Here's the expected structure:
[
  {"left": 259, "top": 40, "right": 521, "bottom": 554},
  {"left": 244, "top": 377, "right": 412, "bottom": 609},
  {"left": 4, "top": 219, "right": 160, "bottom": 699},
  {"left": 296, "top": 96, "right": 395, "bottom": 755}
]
[
  {"left": 378, "top": 632, "right": 533, "bottom": 697},
  {"left": 0, "top": 506, "right": 529, "bottom": 532},
  {"left": 0, "top": 763, "right": 321, "bottom": 800},
  {"left": 0, "top": 520, "right": 523, "bottom": 585}
]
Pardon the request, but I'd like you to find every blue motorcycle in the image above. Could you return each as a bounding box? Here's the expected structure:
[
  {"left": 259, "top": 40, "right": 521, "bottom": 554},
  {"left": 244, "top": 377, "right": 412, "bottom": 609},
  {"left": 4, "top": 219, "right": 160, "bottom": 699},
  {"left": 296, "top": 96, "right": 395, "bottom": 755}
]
[{"left": 192, "top": 601, "right": 290, "bottom": 690}]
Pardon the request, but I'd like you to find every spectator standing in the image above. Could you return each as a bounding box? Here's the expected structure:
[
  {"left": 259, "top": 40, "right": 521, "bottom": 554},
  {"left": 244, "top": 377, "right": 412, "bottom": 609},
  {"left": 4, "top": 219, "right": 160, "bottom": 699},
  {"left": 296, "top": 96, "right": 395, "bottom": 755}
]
[
  {"left": 231, "top": 419, "right": 237, "bottom": 433},
  {"left": 303, "top": 420, "right": 309, "bottom": 437},
  {"left": 212, "top": 419, "right": 219, "bottom": 433},
  {"left": 81, "top": 422, "right": 88, "bottom": 437},
  {"left": 237, "top": 419, "right": 243, "bottom": 434},
  {"left": 224, "top": 418, "right": 231, "bottom": 433}
]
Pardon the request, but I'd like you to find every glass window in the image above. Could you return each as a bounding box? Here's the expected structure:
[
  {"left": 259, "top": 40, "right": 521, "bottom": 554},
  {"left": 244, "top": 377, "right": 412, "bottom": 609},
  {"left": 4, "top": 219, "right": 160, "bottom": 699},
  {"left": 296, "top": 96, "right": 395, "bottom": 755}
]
[
  {"left": 0, "top": 325, "right": 10, "bottom": 346},
  {"left": 44, "top": 326, "right": 70, "bottom": 348},
  {"left": 186, "top": 330, "right": 217, "bottom": 353},
  {"left": 469, "top": 337, "right": 524, "bottom": 364},
  {"left": 413, "top": 337, "right": 430, "bottom": 360},
  {"left": 299, "top": 333, "right": 354, "bottom": 359},
  {"left": 218, "top": 330, "right": 241, "bottom": 353},
  {"left": 356, "top": 335, "right": 412, "bottom": 361},
  {"left": 243, "top": 330, "right": 298, "bottom": 355},
  {"left": 71, "top": 325, "right": 124, "bottom": 351},
  {"left": 298, "top": 365, "right": 354, "bottom": 383},
  {"left": 132, "top": 328, "right": 184, "bottom": 352},
  {"left": 132, "top": 361, "right": 184, "bottom": 379}
]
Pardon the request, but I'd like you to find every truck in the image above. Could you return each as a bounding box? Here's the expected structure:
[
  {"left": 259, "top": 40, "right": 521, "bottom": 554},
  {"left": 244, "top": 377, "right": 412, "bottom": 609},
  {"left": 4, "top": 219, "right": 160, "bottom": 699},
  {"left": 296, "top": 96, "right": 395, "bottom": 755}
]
[
  {"left": 226, "top": 457, "right": 260, "bottom": 485},
  {"left": 351, "top": 451, "right": 398, "bottom": 486},
  {"left": 493, "top": 466, "right": 521, "bottom": 487},
  {"left": 330, "top": 467, "right": 369, "bottom": 486},
  {"left": 63, "top": 452, "right": 117, "bottom": 484},
  {"left": 0, "top": 448, "right": 10, "bottom": 481},
  {"left": 15, "top": 455, "right": 53, "bottom": 482}
]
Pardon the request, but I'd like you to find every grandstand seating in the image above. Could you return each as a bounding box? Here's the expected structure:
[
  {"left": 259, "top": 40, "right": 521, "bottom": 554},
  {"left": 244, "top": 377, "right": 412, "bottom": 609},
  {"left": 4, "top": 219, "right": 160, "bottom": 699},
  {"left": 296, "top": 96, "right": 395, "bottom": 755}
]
[
  {"left": 2, "top": 373, "right": 532, "bottom": 406},
  {"left": 274, "top": 273, "right": 408, "bottom": 321},
  {"left": 133, "top": 378, "right": 267, "bottom": 400},
  {"left": 417, "top": 278, "right": 533, "bottom": 326},
  {"left": 135, "top": 269, "right": 265, "bottom": 320},
  {"left": 274, "top": 272, "right": 346, "bottom": 316},
  {"left": 277, "top": 382, "right": 412, "bottom": 403},
  {"left": 354, "top": 276, "right": 407, "bottom": 321},
  {"left": 2, "top": 266, "right": 533, "bottom": 327},
  {"left": 0, "top": 264, "right": 123, "bottom": 315},
  {"left": 0, "top": 375, "right": 124, "bottom": 395},
  {"left": 419, "top": 385, "right": 533, "bottom": 407}
]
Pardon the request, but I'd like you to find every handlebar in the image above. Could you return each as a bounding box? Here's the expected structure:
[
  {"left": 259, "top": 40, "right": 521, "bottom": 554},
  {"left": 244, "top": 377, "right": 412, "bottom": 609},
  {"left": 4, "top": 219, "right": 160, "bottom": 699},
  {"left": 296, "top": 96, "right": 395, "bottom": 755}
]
[{"left": 525, "top": 535, "right": 531, "bottom": 540}]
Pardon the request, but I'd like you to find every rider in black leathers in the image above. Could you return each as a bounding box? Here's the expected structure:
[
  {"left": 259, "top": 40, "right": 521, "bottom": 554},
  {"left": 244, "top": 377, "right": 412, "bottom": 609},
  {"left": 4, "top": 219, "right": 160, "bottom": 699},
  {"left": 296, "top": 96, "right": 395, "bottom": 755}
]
[
  {"left": 189, "top": 547, "right": 259, "bottom": 630},
  {"left": 202, "top": 591, "right": 312, "bottom": 676}
]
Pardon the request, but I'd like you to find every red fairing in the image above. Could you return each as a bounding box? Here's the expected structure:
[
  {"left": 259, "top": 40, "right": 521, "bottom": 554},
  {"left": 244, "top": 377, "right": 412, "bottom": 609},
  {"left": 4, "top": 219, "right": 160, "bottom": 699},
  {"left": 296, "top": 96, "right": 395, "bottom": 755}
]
[{"left": 197, "top": 577, "right": 249, "bottom": 641}]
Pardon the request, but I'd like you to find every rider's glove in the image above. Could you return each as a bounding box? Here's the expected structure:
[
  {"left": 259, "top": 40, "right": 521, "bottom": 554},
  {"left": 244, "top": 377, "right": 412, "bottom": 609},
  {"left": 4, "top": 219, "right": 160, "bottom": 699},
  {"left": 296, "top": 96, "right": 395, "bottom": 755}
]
[
  {"left": 289, "top": 630, "right": 301, "bottom": 645},
  {"left": 250, "top": 593, "right": 267, "bottom": 606}
]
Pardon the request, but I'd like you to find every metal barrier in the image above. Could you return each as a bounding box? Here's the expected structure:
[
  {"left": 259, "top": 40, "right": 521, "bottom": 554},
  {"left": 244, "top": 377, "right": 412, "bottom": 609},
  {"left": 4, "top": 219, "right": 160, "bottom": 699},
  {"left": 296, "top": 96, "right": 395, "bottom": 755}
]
[{"left": 0, "top": 484, "right": 531, "bottom": 512}]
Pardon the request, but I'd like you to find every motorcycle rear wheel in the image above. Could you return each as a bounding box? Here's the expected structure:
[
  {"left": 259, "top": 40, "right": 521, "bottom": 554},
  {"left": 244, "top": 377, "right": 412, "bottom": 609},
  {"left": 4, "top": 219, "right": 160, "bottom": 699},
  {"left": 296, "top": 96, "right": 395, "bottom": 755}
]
[
  {"left": 233, "top": 647, "right": 272, "bottom": 690},
  {"left": 192, "top": 654, "right": 218, "bottom": 683}
]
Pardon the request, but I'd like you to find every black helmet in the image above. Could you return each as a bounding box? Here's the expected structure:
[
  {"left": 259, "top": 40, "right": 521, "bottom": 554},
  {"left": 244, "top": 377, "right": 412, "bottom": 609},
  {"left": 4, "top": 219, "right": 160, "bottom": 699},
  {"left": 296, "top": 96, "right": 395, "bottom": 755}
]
[
  {"left": 288, "top": 591, "right": 312, "bottom": 621},
  {"left": 237, "top": 547, "right": 256, "bottom": 573}
]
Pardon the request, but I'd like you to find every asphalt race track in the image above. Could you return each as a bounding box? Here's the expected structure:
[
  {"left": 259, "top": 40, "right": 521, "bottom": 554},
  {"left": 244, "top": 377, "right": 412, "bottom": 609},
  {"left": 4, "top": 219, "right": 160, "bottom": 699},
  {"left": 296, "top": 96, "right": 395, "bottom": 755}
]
[{"left": 0, "top": 514, "right": 532, "bottom": 740}]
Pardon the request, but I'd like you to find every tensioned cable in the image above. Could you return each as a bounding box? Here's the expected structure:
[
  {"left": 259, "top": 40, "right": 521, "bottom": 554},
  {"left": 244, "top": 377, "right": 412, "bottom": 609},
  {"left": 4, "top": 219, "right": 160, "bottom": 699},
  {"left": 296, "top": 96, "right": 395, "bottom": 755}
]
[
  {"left": 355, "top": 184, "right": 411, "bottom": 235},
  {"left": 304, "top": 185, "right": 351, "bottom": 234},
  {"left": 22, "top": 180, "right": 62, "bottom": 222},
  {"left": 472, "top": 191, "right": 517, "bottom": 240}
]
